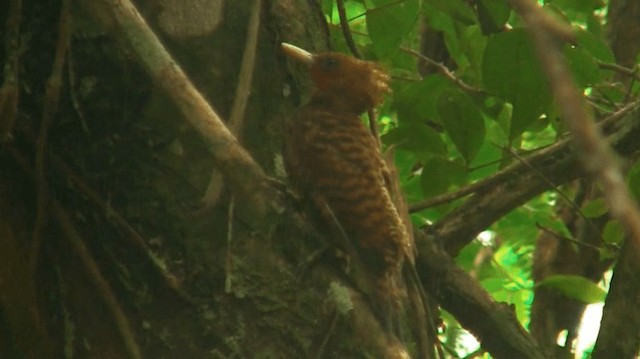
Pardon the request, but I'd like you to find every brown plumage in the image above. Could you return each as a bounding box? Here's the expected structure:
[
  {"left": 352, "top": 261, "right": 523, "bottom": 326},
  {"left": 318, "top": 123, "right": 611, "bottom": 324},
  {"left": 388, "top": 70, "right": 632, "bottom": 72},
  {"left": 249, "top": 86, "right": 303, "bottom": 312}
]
[{"left": 281, "top": 43, "right": 412, "bottom": 323}]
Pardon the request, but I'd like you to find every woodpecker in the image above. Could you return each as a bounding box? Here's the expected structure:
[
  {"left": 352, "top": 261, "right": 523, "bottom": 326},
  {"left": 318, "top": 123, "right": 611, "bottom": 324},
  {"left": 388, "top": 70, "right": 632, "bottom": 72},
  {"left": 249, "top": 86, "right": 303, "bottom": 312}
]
[{"left": 281, "top": 42, "right": 413, "bottom": 324}]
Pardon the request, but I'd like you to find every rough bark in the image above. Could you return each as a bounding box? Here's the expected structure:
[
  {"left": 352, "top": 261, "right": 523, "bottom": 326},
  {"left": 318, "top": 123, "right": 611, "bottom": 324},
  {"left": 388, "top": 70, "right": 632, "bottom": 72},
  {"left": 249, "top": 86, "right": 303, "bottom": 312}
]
[{"left": 592, "top": 239, "right": 640, "bottom": 358}]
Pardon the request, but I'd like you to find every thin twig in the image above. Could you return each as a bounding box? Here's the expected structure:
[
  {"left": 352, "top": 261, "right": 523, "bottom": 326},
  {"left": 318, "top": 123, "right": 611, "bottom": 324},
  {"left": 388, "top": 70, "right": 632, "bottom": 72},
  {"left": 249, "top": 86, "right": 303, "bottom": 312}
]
[
  {"left": 315, "top": 310, "right": 339, "bottom": 359},
  {"left": 597, "top": 61, "right": 640, "bottom": 82},
  {"left": 32, "top": 0, "right": 71, "bottom": 279},
  {"left": 510, "top": 0, "right": 640, "bottom": 258},
  {"left": 229, "top": 0, "right": 261, "bottom": 133},
  {"left": 200, "top": 0, "right": 263, "bottom": 210},
  {"left": 225, "top": 197, "right": 235, "bottom": 294},
  {"left": 67, "top": 39, "right": 90, "bottom": 133},
  {"left": 336, "top": 0, "right": 362, "bottom": 59},
  {"left": 596, "top": 61, "right": 639, "bottom": 105},
  {"left": 535, "top": 224, "right": 604, "bottom": 251},
  {"left": 335, "top": 0, "right": 381, "bottom": 145},
  {"left": 400, "top": 46, "right": 484, "bottom": 94}
]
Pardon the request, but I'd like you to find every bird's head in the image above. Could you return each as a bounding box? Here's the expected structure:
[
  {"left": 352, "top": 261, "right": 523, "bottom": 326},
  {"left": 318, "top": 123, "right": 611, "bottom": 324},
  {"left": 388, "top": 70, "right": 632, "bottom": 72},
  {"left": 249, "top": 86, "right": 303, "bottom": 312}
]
[{"left": 281, "top": 43, "right": 390, "bottom": 114}]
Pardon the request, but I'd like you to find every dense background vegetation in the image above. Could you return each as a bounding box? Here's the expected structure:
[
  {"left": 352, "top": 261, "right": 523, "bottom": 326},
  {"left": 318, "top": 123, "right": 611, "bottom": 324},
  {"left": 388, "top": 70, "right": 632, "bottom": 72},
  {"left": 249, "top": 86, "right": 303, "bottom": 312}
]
[{"left": 0, "top": 0, "right": 638, "bottom": 358}]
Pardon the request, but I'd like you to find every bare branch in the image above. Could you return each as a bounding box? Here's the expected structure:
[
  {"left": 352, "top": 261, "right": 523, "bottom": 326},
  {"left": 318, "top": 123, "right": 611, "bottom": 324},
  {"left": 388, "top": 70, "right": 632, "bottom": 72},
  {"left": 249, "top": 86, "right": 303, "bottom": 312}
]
[
  {"left": 431, "top": 101, "right": 640, "bottom": 256},
  {"left": 400, "top": 46, "right": 484, "bottom": 94},
  {"left": 336, "top": 0, "right": 362, "bottom": 58},
  {"left": 597, "top": 61, "right": 640, "bottom": 82},
  {"left": 200, "top": 0, "right": 263, "bottom": 210},
  {"left": 32, "top": 0, "right": 71, "bottom": 277},
  {"left": 79, "top": 0, "right": 278, "bottom": 218}
]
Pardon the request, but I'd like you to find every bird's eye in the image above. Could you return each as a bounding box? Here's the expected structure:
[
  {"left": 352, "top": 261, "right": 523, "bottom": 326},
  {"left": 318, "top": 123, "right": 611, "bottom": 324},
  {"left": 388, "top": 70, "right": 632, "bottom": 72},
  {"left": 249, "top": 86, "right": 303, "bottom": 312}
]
[{"left": 320, "top": 57, "right": 339, "bottom": 71}]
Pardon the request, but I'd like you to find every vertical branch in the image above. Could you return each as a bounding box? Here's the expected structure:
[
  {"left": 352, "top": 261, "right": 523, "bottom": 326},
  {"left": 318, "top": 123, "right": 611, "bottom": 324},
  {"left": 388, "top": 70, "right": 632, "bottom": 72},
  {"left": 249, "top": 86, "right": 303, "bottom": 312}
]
[
  {"left": 229, "top": 0, "right": 262, "bottom": 133},
  {"left": 32, "top": 0, "right": 71, "bottom": 279},
  {"left": 335, "top": 0, "right": 380, "bottom": 144},
  {"left": 200, "top": 0, "right": 262, "bottom": 210},
  {"left": 0, "top": 0, "right": 22, "bottom": 140},
  {"left": 336, "top": 0, "right": 362, "bottom": 59}
]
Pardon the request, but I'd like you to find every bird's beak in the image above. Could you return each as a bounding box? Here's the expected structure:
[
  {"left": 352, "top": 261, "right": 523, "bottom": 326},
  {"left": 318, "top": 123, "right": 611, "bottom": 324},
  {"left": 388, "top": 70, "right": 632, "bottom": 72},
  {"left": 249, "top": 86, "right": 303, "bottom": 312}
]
[{"left": 281, "top": 43, "right": 314, "bottom": 66}]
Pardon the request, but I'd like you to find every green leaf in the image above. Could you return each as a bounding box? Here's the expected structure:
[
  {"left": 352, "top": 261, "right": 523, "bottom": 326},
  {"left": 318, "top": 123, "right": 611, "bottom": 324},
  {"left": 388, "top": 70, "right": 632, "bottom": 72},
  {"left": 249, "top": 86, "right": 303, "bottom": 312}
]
[
  {"left": 537, "top": 275, "right": 606, "bottom": 303},
  {"left": 563, "top": 29, "right": 615, "bottom": 88},
  {"left": 603, "top": 220, "right": 625, "bottom": 246},
  {"left": 393, "top": 75, "right": 451, "bottom": 124},
  {"left": 367, "top": 0, "right": 419, "bottom": 60},
  {"left": 381, "top": 124, "right": 446, "bottom": 157},
  {"left": 477, "top": 0, "right": 510, "bottom": 34},
  {"left": 458, "top": 25, "right": 488, "bottom": 80},
  {"left": 574, "top": 29, "right": 615, "bottom": 63},
  {"left": 420, "top": 156, "right": 466, "bottom": 198},
  {"left": 437, "top": 89, "right": 485, "bottom": 163},
  {"left": 564, "top": 43, "right": 601, "bottom": 87},
  {"left": 628, "top": 160, "right": 640, "bottom": 200},
  {"left": 426, "top": 0, "right": 476, "bottom": 25},
  {"left": 581, "top": 197, "right": 608, "bottom": 218},
  {"left": 482, "top": 29, "right": 552, "bottom": 139}
]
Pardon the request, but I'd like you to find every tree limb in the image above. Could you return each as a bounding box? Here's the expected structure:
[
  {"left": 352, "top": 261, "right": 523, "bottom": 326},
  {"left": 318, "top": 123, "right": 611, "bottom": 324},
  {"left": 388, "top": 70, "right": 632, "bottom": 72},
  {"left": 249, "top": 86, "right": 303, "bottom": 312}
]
[
  {"left": 415, "top": 231, "right": 549, "bottom": 359},
  {"left": 78, "top": 0, "right": 280, "bottom": 220},
  {"left": 431, "top": 101, "right": 640, "bottom": 256}
]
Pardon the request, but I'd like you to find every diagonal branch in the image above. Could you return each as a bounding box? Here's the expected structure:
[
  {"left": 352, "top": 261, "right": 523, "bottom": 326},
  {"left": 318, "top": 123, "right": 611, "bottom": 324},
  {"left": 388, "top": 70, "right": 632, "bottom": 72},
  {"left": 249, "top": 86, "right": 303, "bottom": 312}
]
[
  {"left": 415, "top": 231, "right": 549, "bottom": 358},
  {"left": 430, "top": 101, "right": 640, "bottom": 256},
  {"left": 200, "top": 0, "right": 263, "bottom": 210},
  {"left": 78, "top": 0, "right": 279, "bottom": 219}
]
